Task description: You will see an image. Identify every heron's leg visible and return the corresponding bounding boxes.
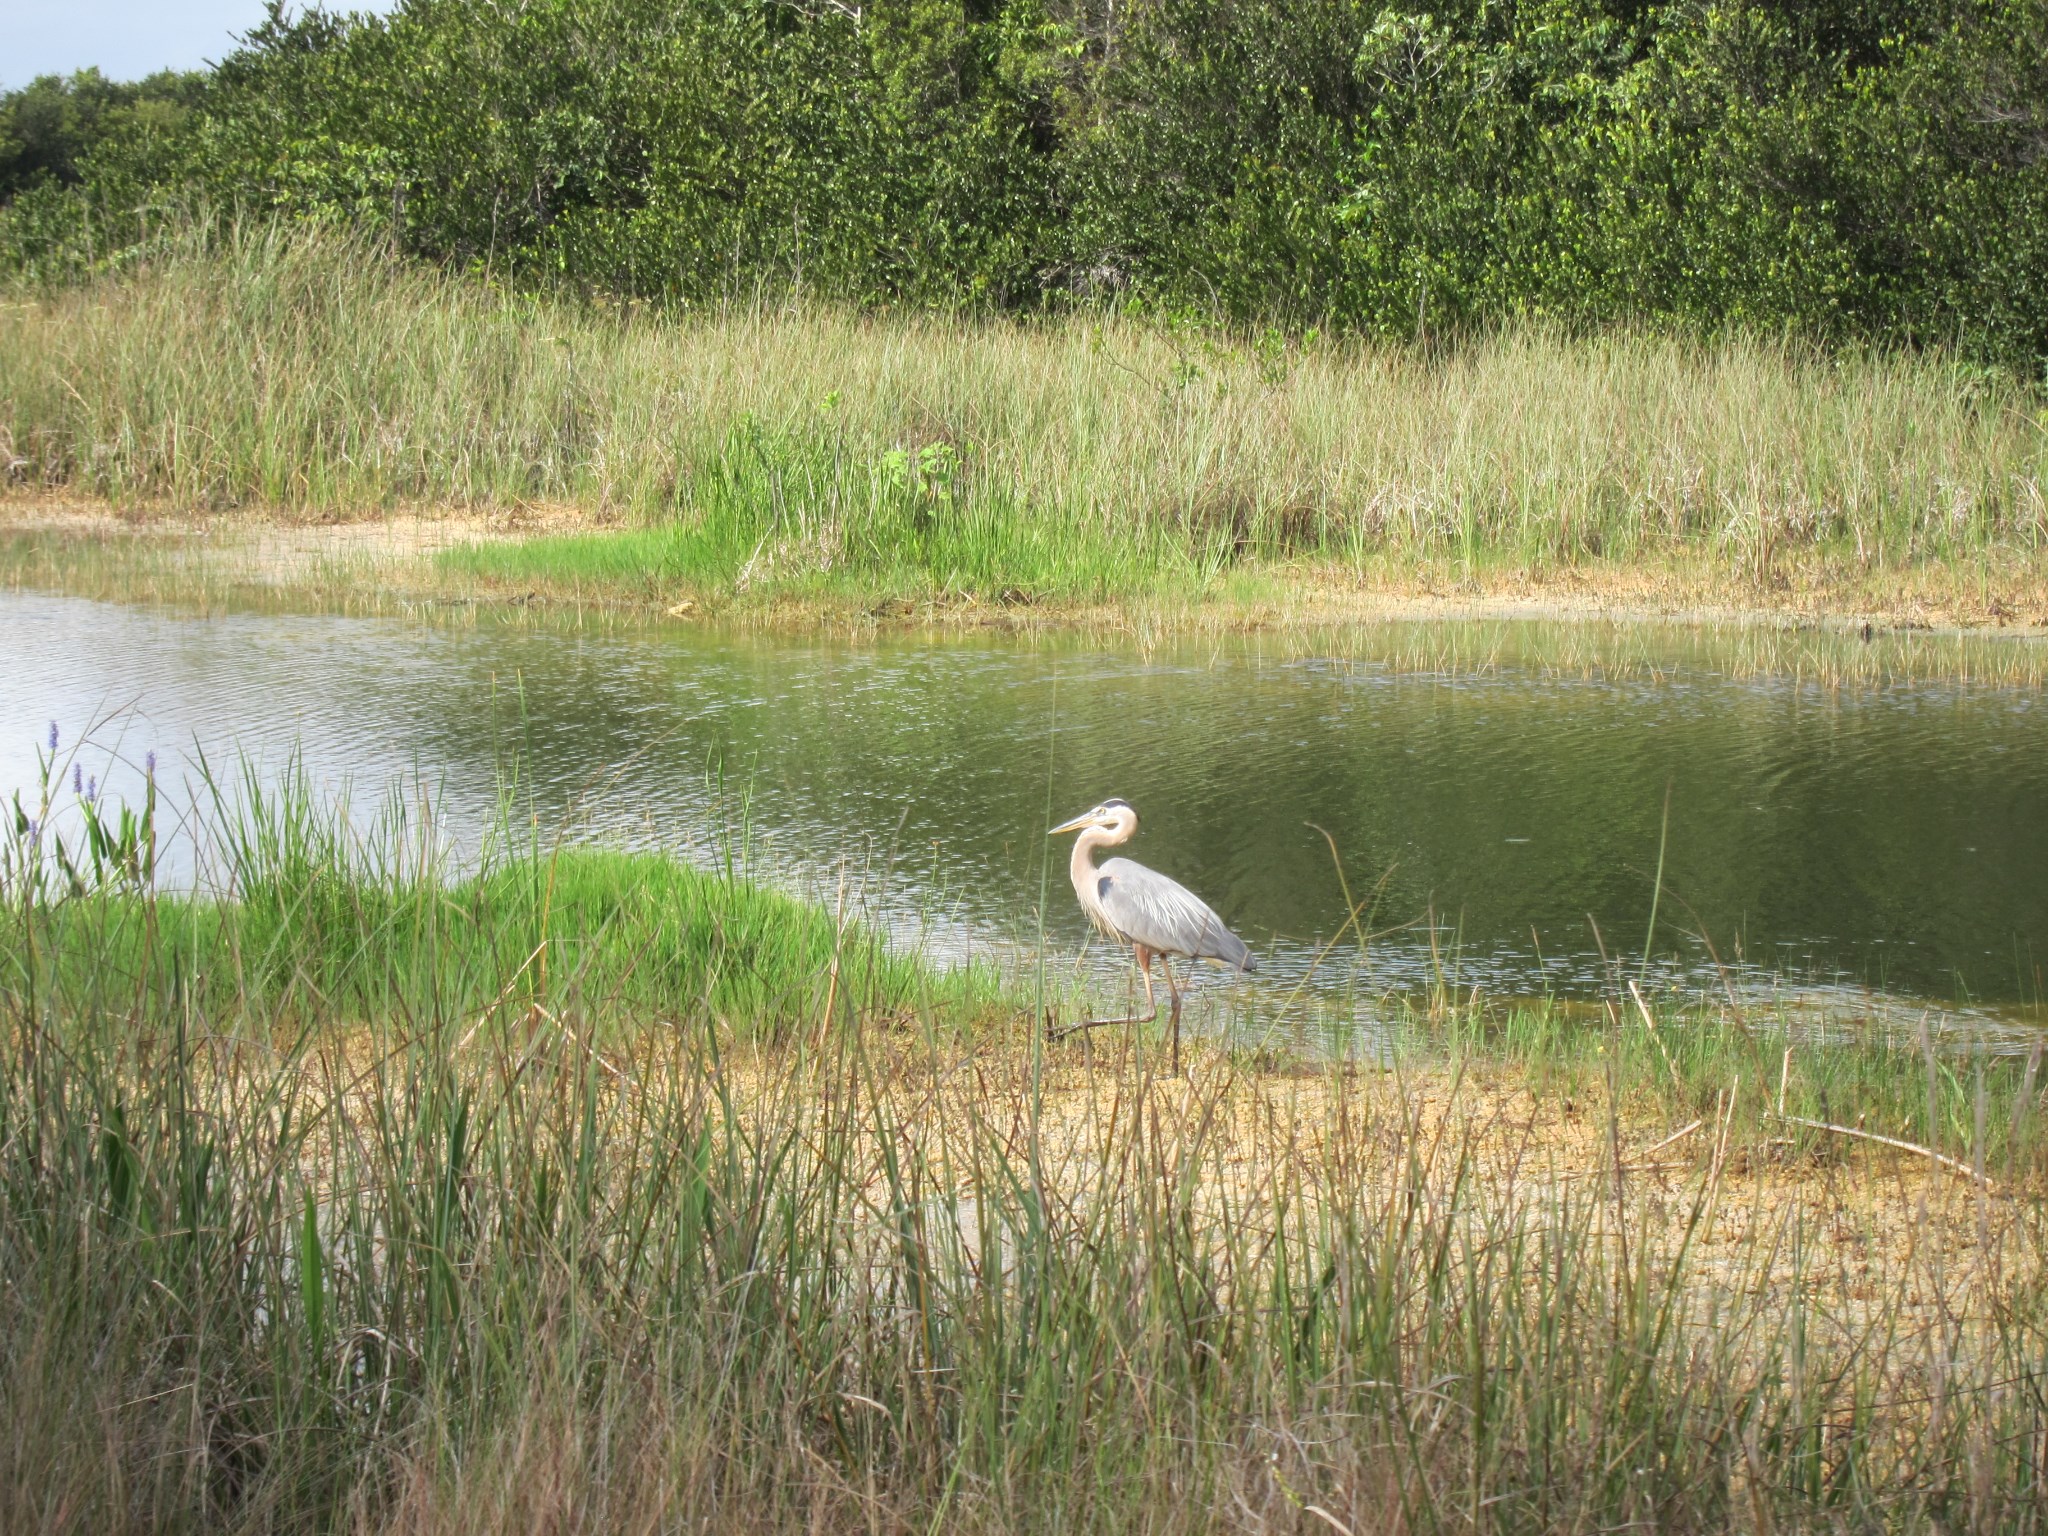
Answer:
[1161,956,1185,1074]
[1045,942,1161,1043]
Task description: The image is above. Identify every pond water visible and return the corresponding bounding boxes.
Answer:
[2,587,2044,1036]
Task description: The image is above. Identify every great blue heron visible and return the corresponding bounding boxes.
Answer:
[1048,798,1255,1070]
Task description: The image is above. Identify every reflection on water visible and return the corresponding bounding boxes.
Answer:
[1,589,2044,1035]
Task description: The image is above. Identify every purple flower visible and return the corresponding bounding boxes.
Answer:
[26,818,40,851]
[145,751,157,778]
[84,776,97,805]
[72,764,82,796]
[46,722,57,753]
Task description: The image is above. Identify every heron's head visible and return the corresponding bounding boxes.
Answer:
[1049,799,1138,839]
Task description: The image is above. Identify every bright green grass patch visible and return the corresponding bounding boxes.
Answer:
[2,753,1002,1039]
[13,846,1000,1038]
[433,421,1213,606]
[436,512,1188,607]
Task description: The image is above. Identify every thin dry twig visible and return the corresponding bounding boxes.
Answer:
[1627,978,1685,1098]
[1770,1112,1998,1192]
[1641,1118,1705,1158]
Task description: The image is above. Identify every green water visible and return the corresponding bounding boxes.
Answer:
[4,589,2044,1028]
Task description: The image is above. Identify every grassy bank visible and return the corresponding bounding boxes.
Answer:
[4,226,2046,629]
[8,762,2048,1530]
[5,754,998,1038]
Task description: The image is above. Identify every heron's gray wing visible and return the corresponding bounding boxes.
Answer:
[1096,857,1253,969]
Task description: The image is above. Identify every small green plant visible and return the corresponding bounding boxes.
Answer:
[3,723,156,905]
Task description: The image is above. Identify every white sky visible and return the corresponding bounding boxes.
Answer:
[6,2,399,91]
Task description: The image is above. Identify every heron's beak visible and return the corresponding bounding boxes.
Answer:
[1048,812,1094,835]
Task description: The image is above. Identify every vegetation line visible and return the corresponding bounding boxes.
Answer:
[4,0,2044,371]
[2,227,2044,629]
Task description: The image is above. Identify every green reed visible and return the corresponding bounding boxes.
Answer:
[5,765,2048,1531]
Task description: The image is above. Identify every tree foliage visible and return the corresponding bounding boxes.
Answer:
[0,67,206,199]
[3,0,2045,369]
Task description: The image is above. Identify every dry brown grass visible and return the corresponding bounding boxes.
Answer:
[123,1020,2047,1533]
[3,225,2044,636]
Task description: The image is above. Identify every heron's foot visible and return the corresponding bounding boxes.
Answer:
[1045,1008,1158,1044]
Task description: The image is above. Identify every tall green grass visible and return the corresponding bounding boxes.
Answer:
[6,756,2048,1530]
[3,223,2044,605]
[5,753,997,1038]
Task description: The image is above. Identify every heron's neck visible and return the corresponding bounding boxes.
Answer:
[1069,825,1123,904]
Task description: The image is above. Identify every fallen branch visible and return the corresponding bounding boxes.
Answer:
[1557,1121,1707,1180]
[1769,1112,1997,1192]
[1641,1118,1704,1158]
[1043,1007,1154,1044]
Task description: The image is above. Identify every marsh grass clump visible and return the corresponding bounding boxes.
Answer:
[2,224,2043,610]
[5,752,997,1041]
[5,765,2048,1531]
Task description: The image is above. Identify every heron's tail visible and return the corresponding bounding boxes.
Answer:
[1204,926,1254,972]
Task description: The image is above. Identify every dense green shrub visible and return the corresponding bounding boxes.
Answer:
[0,67,205,199]
[0,66,210,281]
[3,0,2045,370]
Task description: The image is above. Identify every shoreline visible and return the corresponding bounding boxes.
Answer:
[5,495,2048,642]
